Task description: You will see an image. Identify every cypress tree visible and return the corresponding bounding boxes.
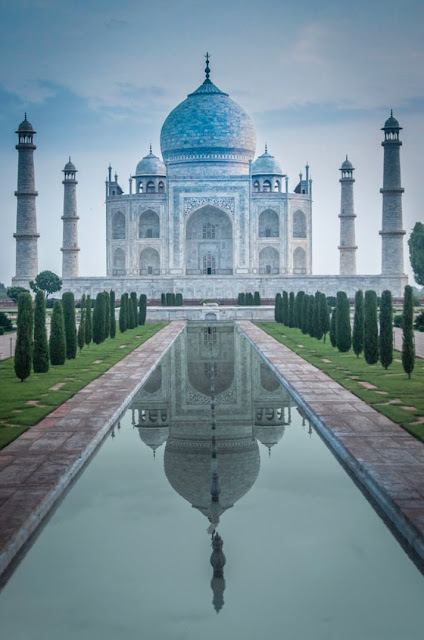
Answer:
[282,291,289,325]
[14,292,33,381]
[352,290,364,358]
[330,307,337,347]
[161,293,166,306]
[62,292,77,359]
[33,290,49,372]
[171,292,176,306]
[109,290,116,338]
[93,292,106,344]
[138,293,147,325]
[288,292,295,327]
[104,291,110,338]
[319,293,330,342]
[402,285,415,378]
[127,292,136,329]
[295,291,305,328]
[301,294,309,334]
[166,292,172,306]
[254,291,260,306]
[49,300,66,365]
[239,292,245,306]
[176,293,183,307]
[379,290,393,370]
[274,293,281,322]
[85,295,92,346]
[77,305,85,353]
[336,291,351,352]
[314,291,323,340]
[364,290,379,364]
[307,295,315,337]
[119,294,127,333]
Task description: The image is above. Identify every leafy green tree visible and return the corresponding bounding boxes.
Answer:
[29,270,62,298]
[336,291,351,352]
[288,292,295,327]
[92,292,106,344]
[330,307,337,347]
[33,290,49,373]
[62,292,77,359]
[379,290,393,370]
[274,293,281,323]
[77,304,85,353]
[408,221,424,285]
[119,294,127,333]
[282,291,289,325]
[352,290,364,358]
[176,293,183,307]
[295,291,305,328]
[109,291,116,338]
[104,291,110,338]
[402,285,415,378]
[14,292,33,381]
[364,290,379,364]
[0,311,13,332]
[138,294,147,325]
[6,286,29,303]
[49,300,66,365]
[301,294,309,334]
[307,295,315,337]
[85,295,92,345]
[314,291,323,339]
[254,291,260,306]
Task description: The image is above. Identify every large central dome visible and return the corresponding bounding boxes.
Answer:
[160,72,256,178]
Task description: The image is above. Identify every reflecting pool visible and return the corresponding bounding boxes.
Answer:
[0,323,423,639]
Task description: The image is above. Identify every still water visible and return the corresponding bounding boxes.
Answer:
[0,323,423,639]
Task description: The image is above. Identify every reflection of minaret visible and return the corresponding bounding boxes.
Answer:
[210,532,226,613]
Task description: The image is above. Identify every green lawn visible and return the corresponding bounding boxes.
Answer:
[0,323,166,449]
[257,322,424,442]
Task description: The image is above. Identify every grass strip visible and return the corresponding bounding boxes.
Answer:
[257,322,424,442]
[0,323,166,449]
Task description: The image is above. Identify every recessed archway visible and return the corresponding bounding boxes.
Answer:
[185,205,233,275]
[140,247,160,275]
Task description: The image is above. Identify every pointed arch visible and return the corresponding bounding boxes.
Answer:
[293,210,306,238]
[139,209,160,238]
[113,247,126,275]
[293,246,306,273]
[259,209,279,237]
[140,247,160,275]
[259,246,279,274]
[185,205,233,275]
[112,211,126,239]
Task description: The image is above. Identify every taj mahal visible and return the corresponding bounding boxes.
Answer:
[12,55,407,299]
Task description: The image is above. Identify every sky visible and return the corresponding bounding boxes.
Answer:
[0,0,423,285]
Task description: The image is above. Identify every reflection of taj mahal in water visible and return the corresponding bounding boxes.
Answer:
[129,324,304,612]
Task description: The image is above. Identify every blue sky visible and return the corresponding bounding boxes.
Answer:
[1,0,423,283]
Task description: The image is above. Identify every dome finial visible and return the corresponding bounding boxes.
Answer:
[205,51,211,81]
[391,108,393,117]
[149,143,152,154]
[265,143,268,154]
[24,112,27,121]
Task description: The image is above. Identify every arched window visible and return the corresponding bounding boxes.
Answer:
[146,181,155,193]
[293,246,307,273]
[113,248,126,275]
[259,246,279,275]
[203,251,217,275]
[140,247,160,275]
[139,210,160,238]
[158,181,165,193]
[259,209,279,237]
[253,180,260,193]
[274,180,280,192]
[138,181,143,194]
[263,180,271,193]
[202,222,216,239]
[293,210,306,238]
[112,211,126,239]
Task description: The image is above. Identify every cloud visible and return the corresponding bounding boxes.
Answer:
[104,17,128,30]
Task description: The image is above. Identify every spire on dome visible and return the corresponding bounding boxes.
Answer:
[149,143,152,154]
[205,51,211,81]
[265,143,268,154]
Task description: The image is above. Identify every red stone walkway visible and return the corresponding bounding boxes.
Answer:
[0,321,185,579]
[237,321,424,564]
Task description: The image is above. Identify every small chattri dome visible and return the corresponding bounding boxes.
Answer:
[135,148,166,176]
[383,110,401,130]
[63,157,76,172]
[252,147,283,175]
[341,155,353,170]
[17,114,35,133]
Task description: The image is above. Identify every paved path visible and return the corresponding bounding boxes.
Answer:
[394,326,424,358]
[237,321,424,565]
[0,321,185,580]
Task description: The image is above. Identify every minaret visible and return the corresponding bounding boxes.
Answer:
[13,114,39,285]
[338,156,357,275]
[61,158,80,278]
[380,111,405,274]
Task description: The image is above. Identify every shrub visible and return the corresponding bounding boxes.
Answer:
[326,296,337,308]
[314,291,323,340]
[14,292,33,381]
[254,291,260,306]
[0,327,4,335]
[6,286,29,303]
[301,294,309,334]
[295,291,305,329]
[414,309,424,330]
[109,291,116,338]
[319,292,330,342]
[393,313,403,328]
[352,290,364,358]
[307,295,315,337]
[49,300,66,365]
[288,292,295,327]
[104,291,110,337]
[239,292,245,306]
[176,293,183,307]
[330,307,337,347]
[92,292,106,344]
[336,291,351,352]
[166,292,173,306]
[364,290,379,364]
[282,291,289,325]
[62,292,77,359]
[85,295,92,345]
[77,306,85,353]
[0,311,13,332]
[138,294,147,325]
[119,294,127,333]
[33,290,49,372]
[402,285,415,378]
[274,293,281,323]
[161,293,166,306]
[379,290,393,370]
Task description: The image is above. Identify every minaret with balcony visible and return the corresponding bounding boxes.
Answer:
[338,156,357,275]
[61,158,80,278]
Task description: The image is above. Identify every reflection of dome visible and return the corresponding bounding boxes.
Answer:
[260,363,280,392]
[143,365,162,394]
[160,70,256,177]
[135,149,166,176]
[254,424,285,454]
[164,438,260,520]
[138,426,169,455]
[252,148,283,176]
